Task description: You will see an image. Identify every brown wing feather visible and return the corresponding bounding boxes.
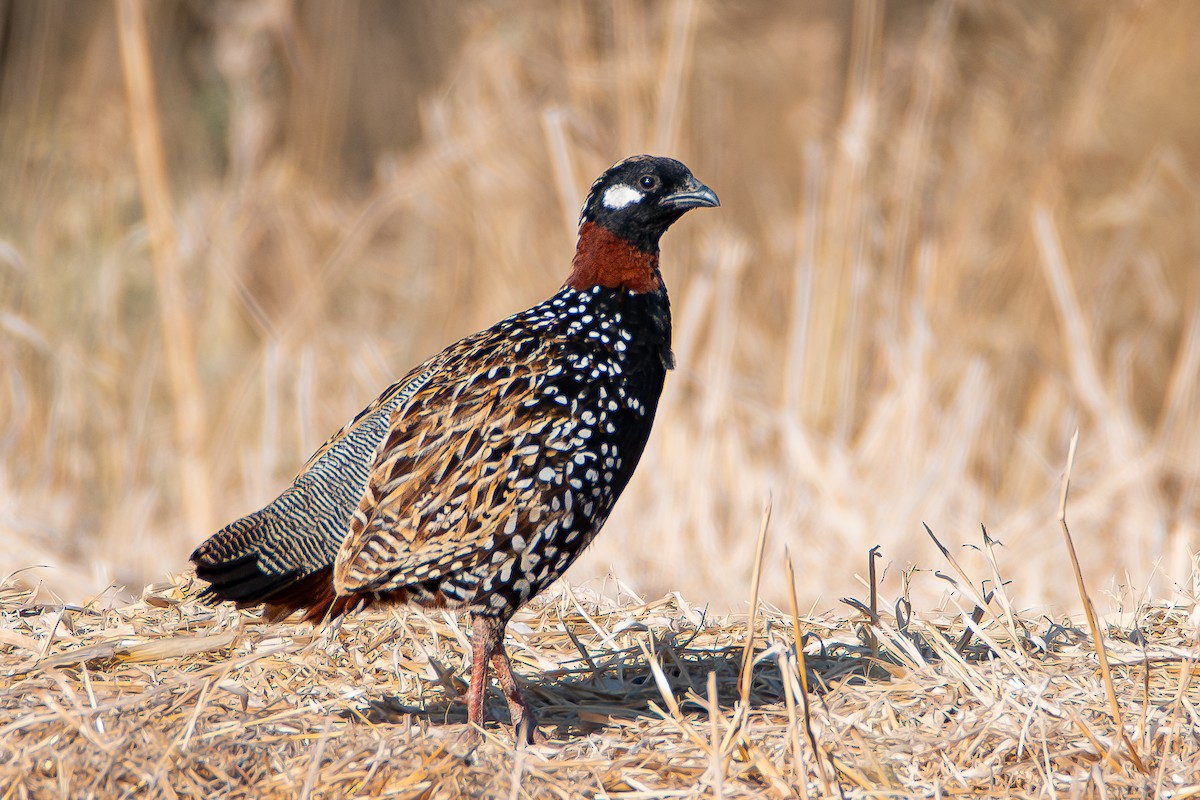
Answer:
[189,351,449,610]
[332,330,564,597]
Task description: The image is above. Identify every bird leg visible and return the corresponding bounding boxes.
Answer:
[465,618,493,735]
[467,615,544,744]
[491,645,545,745]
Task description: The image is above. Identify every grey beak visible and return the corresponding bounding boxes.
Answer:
[661,180,720,210]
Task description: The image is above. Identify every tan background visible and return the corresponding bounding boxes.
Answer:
[1,0,1198,614]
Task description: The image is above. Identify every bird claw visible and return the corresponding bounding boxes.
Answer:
[512,707,548,746]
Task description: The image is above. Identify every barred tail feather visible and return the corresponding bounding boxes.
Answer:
[191,510,407,624]
[191,508,336,617]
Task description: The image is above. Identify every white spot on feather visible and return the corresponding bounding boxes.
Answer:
[602,184,644,210]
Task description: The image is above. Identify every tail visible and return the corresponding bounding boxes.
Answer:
[191,505,363,623]
[191,512,294,603]
[190,363,435,623]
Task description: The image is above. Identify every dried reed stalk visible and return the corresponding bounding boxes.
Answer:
[3,0,1199,658]
[1056,430,1146,774]
[115,0,211,534]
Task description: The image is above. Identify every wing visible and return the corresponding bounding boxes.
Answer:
[332,325,570,601]
[190,352,446,606]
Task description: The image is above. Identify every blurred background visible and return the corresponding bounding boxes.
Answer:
[1,0,1198,615]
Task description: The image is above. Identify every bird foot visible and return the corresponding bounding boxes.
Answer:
[467,615,549,745]
[460,711,546,746]
[509,702,547,745]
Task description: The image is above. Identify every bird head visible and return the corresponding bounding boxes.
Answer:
[578,155,719,254]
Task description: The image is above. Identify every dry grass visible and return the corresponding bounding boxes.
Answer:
[1,0,1200,725]
[5,2,1200,794]
[2,540,1198,798]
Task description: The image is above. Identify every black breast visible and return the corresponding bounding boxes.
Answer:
[467,284,672,616]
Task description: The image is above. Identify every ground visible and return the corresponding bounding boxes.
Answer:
[2,571,1197,799]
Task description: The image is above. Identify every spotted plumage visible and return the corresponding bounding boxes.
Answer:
[191,155,718,742]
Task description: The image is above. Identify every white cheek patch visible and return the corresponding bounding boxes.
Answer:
[602,184,645,210]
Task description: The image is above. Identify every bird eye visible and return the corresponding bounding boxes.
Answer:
[638,174,660,191]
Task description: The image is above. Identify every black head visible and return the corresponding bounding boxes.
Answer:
[578,155,719,252]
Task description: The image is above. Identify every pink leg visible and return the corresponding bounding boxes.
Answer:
[465,618,493,734]
[468,616,544,744]
[491,646,545,744]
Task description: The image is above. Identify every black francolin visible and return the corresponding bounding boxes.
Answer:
[191,155,718,742]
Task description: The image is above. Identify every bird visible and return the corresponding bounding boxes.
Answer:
[190,155,718,742]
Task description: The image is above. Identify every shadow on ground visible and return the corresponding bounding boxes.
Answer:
[357,627,891,740]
